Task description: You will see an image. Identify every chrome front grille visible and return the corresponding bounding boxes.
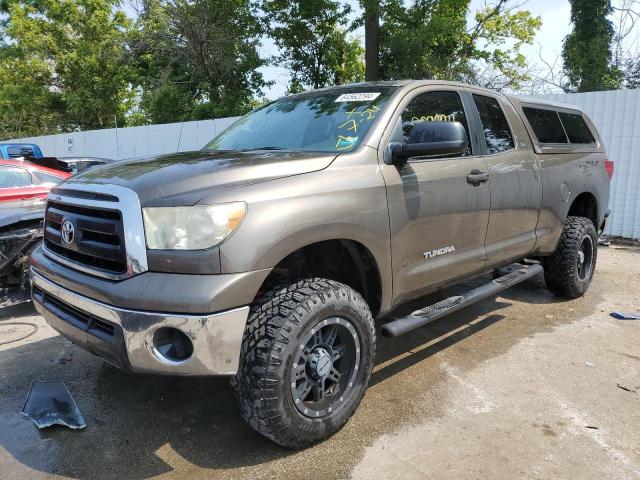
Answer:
[44,201,127,275]
[43,183,148,280]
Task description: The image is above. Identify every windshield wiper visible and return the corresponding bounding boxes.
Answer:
[249,146,286,151]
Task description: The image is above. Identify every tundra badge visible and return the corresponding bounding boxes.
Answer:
[424,246,456,260]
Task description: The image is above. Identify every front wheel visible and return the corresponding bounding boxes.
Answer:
[232,278,376,448]
[543,216,598,298]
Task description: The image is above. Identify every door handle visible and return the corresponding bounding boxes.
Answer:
[467,169,489,186]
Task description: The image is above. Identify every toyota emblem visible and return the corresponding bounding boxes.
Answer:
[61,219,75,245]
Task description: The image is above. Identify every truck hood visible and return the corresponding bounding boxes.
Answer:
[71,150,337,206]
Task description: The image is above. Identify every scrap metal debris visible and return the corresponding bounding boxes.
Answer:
[0,199,45,292]
[21,381,86,430]
[610,311,640,320]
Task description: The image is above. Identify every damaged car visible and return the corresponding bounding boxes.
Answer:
[0,199,45,290]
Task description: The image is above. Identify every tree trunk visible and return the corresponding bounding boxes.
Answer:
[364,4,380,81]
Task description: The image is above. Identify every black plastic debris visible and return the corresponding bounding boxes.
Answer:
[616,383,637,394]
[21,381,86,430]
[610,311,640,320]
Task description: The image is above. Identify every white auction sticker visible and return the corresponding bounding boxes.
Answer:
[335,92,381,102]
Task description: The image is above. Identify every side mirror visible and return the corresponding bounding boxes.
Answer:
[389,121,468,164]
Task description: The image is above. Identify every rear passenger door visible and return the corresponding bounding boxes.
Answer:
[469,93,542,268]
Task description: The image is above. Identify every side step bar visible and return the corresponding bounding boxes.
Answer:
[381,263,544,338]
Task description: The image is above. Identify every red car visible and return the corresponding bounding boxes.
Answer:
[0,158,71,204]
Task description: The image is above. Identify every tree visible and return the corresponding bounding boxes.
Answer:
[129,0,269,123]
[361,0,380,81]
[623,56,640,88]
[0,56,63,139]
[563,0,622,92]
[263,0,364,92]
[611,0,640,89]
[1,0,135,135]
[376,0,541,91]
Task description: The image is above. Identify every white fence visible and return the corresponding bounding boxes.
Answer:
[5,89,640,238]
[534,89,640,239]
[8,117,240,160]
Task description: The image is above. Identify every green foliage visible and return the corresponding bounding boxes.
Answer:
[263,0,365,91]
[0,0,135,138]
[0,0,552,139]
[563,0,622,92]
[623,57,640,89]
[0,56,63,138]
[377,0,541,90]
[129,0,269,124]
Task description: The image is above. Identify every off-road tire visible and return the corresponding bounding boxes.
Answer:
[543,216,598,298]
[232,278,376,448]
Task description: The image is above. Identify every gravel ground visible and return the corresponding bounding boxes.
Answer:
[0,246,639,480]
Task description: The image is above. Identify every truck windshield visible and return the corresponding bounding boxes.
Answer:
[204,86,398,154]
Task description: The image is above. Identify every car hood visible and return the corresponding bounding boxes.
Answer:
[70,150,337,206]
[0,199,45,229]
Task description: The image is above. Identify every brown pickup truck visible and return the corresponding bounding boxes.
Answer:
[30,80,612,448]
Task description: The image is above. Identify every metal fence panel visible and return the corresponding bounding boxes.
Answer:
[6,117,240,161]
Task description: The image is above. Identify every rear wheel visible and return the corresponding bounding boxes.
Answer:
[232,278,375,448]
[543,216,598,298]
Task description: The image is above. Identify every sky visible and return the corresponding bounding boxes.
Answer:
[259,0,575,99]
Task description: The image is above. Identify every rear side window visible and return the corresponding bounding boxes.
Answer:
[522,107,568,144]
[473,95,515,154]
[0,167,32,187]
[7,146,35,158]
[558,112,595,144]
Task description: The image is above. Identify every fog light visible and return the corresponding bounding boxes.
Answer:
[152,327,194,364]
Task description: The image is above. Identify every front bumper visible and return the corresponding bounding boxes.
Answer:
[31,269,250,376]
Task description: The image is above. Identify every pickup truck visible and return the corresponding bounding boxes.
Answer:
[0,143,43,160]
[30,80,612,448]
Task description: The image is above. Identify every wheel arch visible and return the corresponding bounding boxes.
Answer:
[567,191,598,228]
[253,238,384,317]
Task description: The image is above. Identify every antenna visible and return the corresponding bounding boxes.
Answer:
[176,120,185,152]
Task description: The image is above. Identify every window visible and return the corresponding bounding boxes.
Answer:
[522,107,568,144]
[558,112,595,144]
[205,86,398,154]
[473,95,514,154]
[7,146,35,158]
[33,171,64,184]
[397,91,471,157]
[0,167,32,188]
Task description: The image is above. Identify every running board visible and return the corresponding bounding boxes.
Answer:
[381,263,544,338]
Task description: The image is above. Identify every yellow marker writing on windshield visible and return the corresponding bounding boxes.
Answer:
[336,135,358,151]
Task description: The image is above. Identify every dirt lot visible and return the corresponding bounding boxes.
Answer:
[1,246,639,480]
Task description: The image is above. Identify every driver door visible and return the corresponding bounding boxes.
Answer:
[380,87,491,305]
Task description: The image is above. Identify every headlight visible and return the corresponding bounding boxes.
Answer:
[142,202,247,250]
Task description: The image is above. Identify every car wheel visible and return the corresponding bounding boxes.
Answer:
[543,216,598,298]
[232,277,375,448]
